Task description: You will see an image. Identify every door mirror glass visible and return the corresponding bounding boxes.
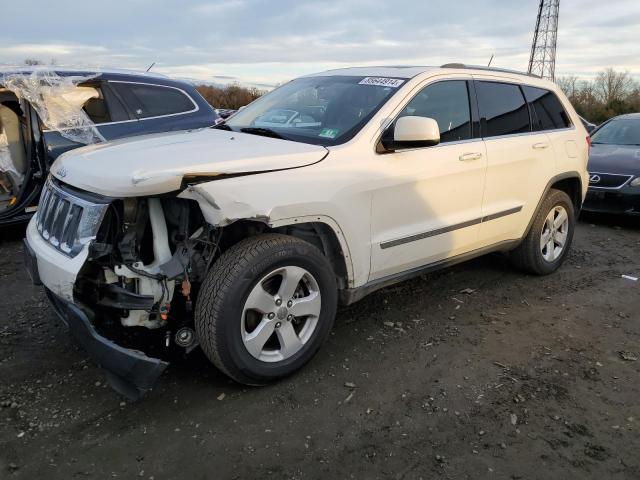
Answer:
[391,116,440,149]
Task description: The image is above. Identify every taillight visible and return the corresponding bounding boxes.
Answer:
[586,135,591,153]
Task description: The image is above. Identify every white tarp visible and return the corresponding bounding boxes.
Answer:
[0,69,105,145]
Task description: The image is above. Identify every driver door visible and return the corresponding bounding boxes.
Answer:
[369,79,488,281]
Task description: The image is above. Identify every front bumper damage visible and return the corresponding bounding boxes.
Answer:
[25,217,169,399]
[45,289,168,400]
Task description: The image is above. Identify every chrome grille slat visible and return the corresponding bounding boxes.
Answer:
[51,200,71,246]
[43,194,60,239]
[36,178,110,257]
[61,204,83,252]
[37,187,51,225]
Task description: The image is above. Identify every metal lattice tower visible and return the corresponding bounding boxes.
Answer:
[528,0,560,81]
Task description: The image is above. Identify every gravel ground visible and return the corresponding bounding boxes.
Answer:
[1,214,639,480]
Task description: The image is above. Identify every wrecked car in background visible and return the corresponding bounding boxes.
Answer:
[0,68,218,226]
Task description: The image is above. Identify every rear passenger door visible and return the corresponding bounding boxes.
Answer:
[474,79,556,245]
[522,85,577,177]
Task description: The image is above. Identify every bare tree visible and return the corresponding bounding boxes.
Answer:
[24,58,44,66]
[594,68,634,105]
[555,68,639,123]
[196,83,264,110]
[556,75,580,99]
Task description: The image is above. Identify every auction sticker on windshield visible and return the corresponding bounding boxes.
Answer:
[359,77,405,88]
[319,128,339,139]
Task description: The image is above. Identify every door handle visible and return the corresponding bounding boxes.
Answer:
[532,142,550,150]
[459,152,483,162]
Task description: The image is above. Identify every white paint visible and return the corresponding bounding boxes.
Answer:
[393,116,440,143]
[50,127,328,197]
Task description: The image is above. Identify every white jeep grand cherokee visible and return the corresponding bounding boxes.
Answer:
[24,65,589,398]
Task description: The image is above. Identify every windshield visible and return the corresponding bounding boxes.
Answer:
[223,75,406,146]
[591,118,640,146]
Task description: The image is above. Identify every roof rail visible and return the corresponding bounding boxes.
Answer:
[440,63,542,79]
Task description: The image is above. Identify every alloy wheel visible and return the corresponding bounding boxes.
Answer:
[241,266,321,362]
[540,205,569,262]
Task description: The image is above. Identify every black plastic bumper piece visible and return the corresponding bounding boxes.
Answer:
[583,189,640,216]
[97,284,155,310]
[23,239,42,285]
[45,289,168,400]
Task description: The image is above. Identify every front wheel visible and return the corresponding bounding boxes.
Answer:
[195,234,337,385]
[510,189,575,275]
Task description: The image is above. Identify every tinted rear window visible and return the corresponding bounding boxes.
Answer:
[112,83,195,118]
[522,86,571,131]
[476,81,530,137]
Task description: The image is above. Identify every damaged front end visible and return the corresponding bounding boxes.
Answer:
[35,178,223,399]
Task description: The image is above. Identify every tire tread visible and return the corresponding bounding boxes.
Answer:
[510,188,574,275]
[195,234,332,384]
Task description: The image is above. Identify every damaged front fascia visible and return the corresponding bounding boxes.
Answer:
[178,183,270,227]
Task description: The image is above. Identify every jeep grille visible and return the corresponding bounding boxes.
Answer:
[36,178,109,257]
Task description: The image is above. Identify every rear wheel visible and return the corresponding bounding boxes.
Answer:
[195,234,337,385]
[510,189,575,275]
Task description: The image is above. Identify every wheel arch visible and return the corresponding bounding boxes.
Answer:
[268,216,354,290]
[522,171,584,240]
[211,215,354,290]
[550,174,583,212]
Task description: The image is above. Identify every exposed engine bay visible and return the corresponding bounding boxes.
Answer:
[74,196,227,353]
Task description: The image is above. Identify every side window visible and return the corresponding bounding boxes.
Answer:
[476,82,531,137]
[110,83,195,119]
[399,81,472,143]
[522,86,572,131]
[51,84,125,125]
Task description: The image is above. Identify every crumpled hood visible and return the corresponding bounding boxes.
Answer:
[588,144,640,175]
[50,127,328,196]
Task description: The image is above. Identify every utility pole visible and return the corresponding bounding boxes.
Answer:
[528,0,560,81]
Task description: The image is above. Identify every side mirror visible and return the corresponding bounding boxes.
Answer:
[381,116,440,152]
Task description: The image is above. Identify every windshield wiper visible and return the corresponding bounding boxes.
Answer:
[240,127,285,140]
[213,123,232,131]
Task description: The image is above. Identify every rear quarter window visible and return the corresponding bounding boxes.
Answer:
[522,86,572,131]
[476,81,531,138]
[111,83,196,119]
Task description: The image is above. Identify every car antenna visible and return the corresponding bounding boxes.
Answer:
[146,62,156,72]
[487,54,494,67]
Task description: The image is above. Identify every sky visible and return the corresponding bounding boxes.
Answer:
[0,0,638,88]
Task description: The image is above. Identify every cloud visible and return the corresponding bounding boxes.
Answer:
[189,0,246,15]
[0,0,637,86]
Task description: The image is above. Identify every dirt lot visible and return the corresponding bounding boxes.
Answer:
[1,214,639,480]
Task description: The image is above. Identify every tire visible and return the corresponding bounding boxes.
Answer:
[195,233,338,385]
[510,189,575,275]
